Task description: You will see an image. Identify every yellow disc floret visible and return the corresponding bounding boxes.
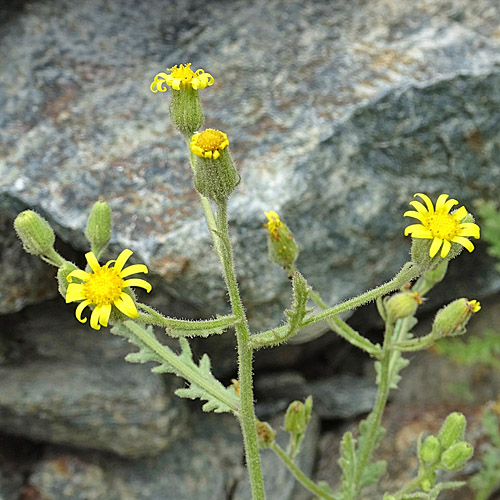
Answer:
[264,211,284,240]
[150,63,214,93]
[65,249,152,330]
[404,193,480,258]
[190,129,229,159]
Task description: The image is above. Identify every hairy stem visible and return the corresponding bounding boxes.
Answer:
[308,289,382,356]
[253,263,420,342]
[353,321,394,497]
[212,199,266,500]
[270,442,337,500]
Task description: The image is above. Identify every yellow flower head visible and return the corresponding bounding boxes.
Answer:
[150,63,214,92]
[264,211,284,240]
[404,193,480,258]
[65,249,151,330]
[190,129,229,159]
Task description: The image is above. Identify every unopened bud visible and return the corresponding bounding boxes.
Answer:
[190,129,240,203]
[284,396,312,435]
[438,412,466,450]
[432,298,481,337]
[85,201,111,255]
[420,472,436,491]
[14,210,56,257]
[264,211,299,271]
[385,291,421,320]
[440,442,473,471]
[256,421,276,449]
[419,435,441,466]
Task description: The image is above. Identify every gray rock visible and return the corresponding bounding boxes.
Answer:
[28,413,242,500]
[0,359,186,457]
[233,413,320,500]
[1,0,500,325]
[308,374,378,420]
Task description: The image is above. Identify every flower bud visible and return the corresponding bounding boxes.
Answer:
[85,201,111,255]
[440,442,473,471]
[385,291,421,320]
[14,210,56,257]
[432,298,481,337]
[190,129,240,203]
[419,435,441,466]
[438,412,466,450]
[57,261,78,298]
[256,421,276,449]
[264,211,299,271]
[284,396,312,435]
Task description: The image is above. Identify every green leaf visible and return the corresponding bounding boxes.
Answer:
[250,272,310,348]
[338,431,357,500]
[360,459,386,488]
[427,481,466,500]
[111,322,239,414]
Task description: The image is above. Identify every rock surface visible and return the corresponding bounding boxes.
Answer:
[0,300,187,457]
[1,0,500,324]
[28,413,242,500]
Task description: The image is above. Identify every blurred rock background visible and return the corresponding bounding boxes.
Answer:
[1,0,500,498]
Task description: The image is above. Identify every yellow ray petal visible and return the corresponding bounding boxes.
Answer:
[123,278,152,293]
[403,210,427,223]
[120,264,149,278]
[435,194,450,212]
[67,269,90,283]
[459,223,480,238]
[409,200,429,214]
[114,293,139,318]
[440,239,451,257]
[414,193,434,213]
[65,283,86,303]
[75,300,91,323]
[429,238,443,258]
[114,249,133,273]
[443,198,459,213]
[452,206,467,221]
[452,236,475,252]
[90,306,102,330]
[404,224,432,237]
[85,252,101,272]
[99,304,111,327]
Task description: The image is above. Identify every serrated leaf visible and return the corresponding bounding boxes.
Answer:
[111,322,239,414]
[376,354,410,390]
[250,272,309,348]
[338,431,357,500]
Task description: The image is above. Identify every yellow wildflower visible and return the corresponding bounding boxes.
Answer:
[404,193,480,258]
[467,299,481,313]
[65,249,151,330]
[190,129,229,159]
[150,63,214,92]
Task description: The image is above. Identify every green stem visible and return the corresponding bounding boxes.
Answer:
[213,199,266,500]
[41,248,65,267]
[308,289,382,357]
[136,303,238,333]
[353,321,394,497]
[122,321,239,414]
[254,263,420,344]
[392,463,441,499]
[270,442,337,500]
